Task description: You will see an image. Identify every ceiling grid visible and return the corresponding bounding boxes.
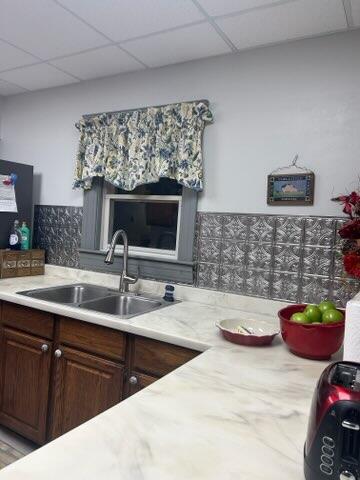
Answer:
[0,0,357,96]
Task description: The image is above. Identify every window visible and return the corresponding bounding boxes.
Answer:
[80,177,198,284]
[101,179,183,259]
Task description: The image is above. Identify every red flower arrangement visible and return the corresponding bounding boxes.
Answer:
[343,253,360,278]
[332,190,360,279]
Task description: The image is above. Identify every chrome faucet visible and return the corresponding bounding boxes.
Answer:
[104,229,138,293]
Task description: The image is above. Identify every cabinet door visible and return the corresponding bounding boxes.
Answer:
[127,371,158,397]
[0,328,52,444]
[50,345,124,440]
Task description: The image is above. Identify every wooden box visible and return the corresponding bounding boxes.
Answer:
[30,250,45,276]
[0,249,45,278]
[0,251,17,279]
[17,251,32,277]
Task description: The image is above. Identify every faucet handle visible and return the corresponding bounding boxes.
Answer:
[124,273,138,285]
[130,264,140,284]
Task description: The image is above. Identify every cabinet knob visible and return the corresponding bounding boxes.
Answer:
[54,349,62,358]
[41,344,49,353]
[129,376,138,385]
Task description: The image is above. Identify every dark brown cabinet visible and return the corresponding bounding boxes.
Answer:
[125,335,199,397]
[127,371,158,396]
[0,301,199,444]
[49,345,124,440]
[0,328,52,444]
[131,335,199,377]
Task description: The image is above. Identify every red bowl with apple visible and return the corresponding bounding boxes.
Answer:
[278,304,345,360]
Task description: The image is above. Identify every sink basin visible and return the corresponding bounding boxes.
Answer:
[79,294,163,319]
[18,284,176,319]
[18,284,115,305]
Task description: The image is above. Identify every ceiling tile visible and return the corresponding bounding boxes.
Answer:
[50,46,145,80]
[0,40,39,72]
[56,0,205,42]
[0,0,109,60]
[216,0,347,50]
[196,0,281,17]
[122,23,231,68]
[0,79,27,96]
[350,0,360,26]
[0,64,78,91]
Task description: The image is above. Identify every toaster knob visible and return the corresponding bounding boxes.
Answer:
[340,471,356,480]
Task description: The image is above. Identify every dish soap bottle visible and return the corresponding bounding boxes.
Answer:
[9,220,22,250]
[20,221,30,250]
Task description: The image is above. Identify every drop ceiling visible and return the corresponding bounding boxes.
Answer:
[0,0,358,96]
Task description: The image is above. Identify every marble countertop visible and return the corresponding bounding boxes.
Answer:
[0,267,339,479]
[0,266,286,352]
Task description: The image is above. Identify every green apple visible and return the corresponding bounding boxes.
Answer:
[318,300,337,314]
[304,304,322,323]
[291,312,312,324]
[322,309,344,324]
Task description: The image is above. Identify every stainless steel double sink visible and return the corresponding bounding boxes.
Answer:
[17,284,174,319]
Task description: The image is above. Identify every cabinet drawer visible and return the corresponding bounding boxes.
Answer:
[127,371,158,397]
[132,336,199,377]
[1,302,54,339]
[58,317,126,362]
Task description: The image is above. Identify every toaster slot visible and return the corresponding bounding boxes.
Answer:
[331,363,358,390]
[341,410,360,464]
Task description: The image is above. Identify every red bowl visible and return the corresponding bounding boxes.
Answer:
[216,319,279,346]
[278,304,345,360]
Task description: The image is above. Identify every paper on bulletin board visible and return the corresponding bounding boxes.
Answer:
[0,175,18,212]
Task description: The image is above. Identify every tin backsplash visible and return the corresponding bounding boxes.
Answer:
[194,213,360,306]
[33,206,359,306]
[33,205,82,268]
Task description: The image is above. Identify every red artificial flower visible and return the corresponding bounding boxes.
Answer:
[343,253,360,279]
[332,191,360,218]
[349,191,360,205]
[339,219,360,239]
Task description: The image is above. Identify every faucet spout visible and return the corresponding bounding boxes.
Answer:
[104,230,138,293]
[104,250,114,264]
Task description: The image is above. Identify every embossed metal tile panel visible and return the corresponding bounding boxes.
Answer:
[195,212,360,306]
[275,216,304,245]
[33,205,83,268]
[35,208,360,307]
[273,244,301,274]
[271,272,299,303]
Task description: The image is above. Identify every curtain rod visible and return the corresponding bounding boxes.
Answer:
[82,98,209,119]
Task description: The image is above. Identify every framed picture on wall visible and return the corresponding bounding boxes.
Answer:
[267,172,315,206]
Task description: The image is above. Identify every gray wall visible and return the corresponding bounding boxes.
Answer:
[0,96,4,140]
[0,30,359,215]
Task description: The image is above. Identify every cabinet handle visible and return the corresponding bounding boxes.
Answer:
[41,344,49,353]
[54,349,62,358]
[129,376,138,385]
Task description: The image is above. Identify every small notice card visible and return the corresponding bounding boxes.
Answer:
[0,175,18,213]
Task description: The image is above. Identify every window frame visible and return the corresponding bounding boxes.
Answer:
[100,193,183,260]
[79,178,198,284]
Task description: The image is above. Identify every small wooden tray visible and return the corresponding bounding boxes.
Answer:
[0,249,45,278]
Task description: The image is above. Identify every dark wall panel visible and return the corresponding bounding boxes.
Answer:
[0,160,33,249]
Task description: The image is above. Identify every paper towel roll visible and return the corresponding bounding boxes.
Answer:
[344,291,360,362]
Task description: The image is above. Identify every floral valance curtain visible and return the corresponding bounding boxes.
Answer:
[73,101,213,192]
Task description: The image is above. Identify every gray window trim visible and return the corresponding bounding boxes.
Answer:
[80,178,197,284]
[80,177,104,250]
